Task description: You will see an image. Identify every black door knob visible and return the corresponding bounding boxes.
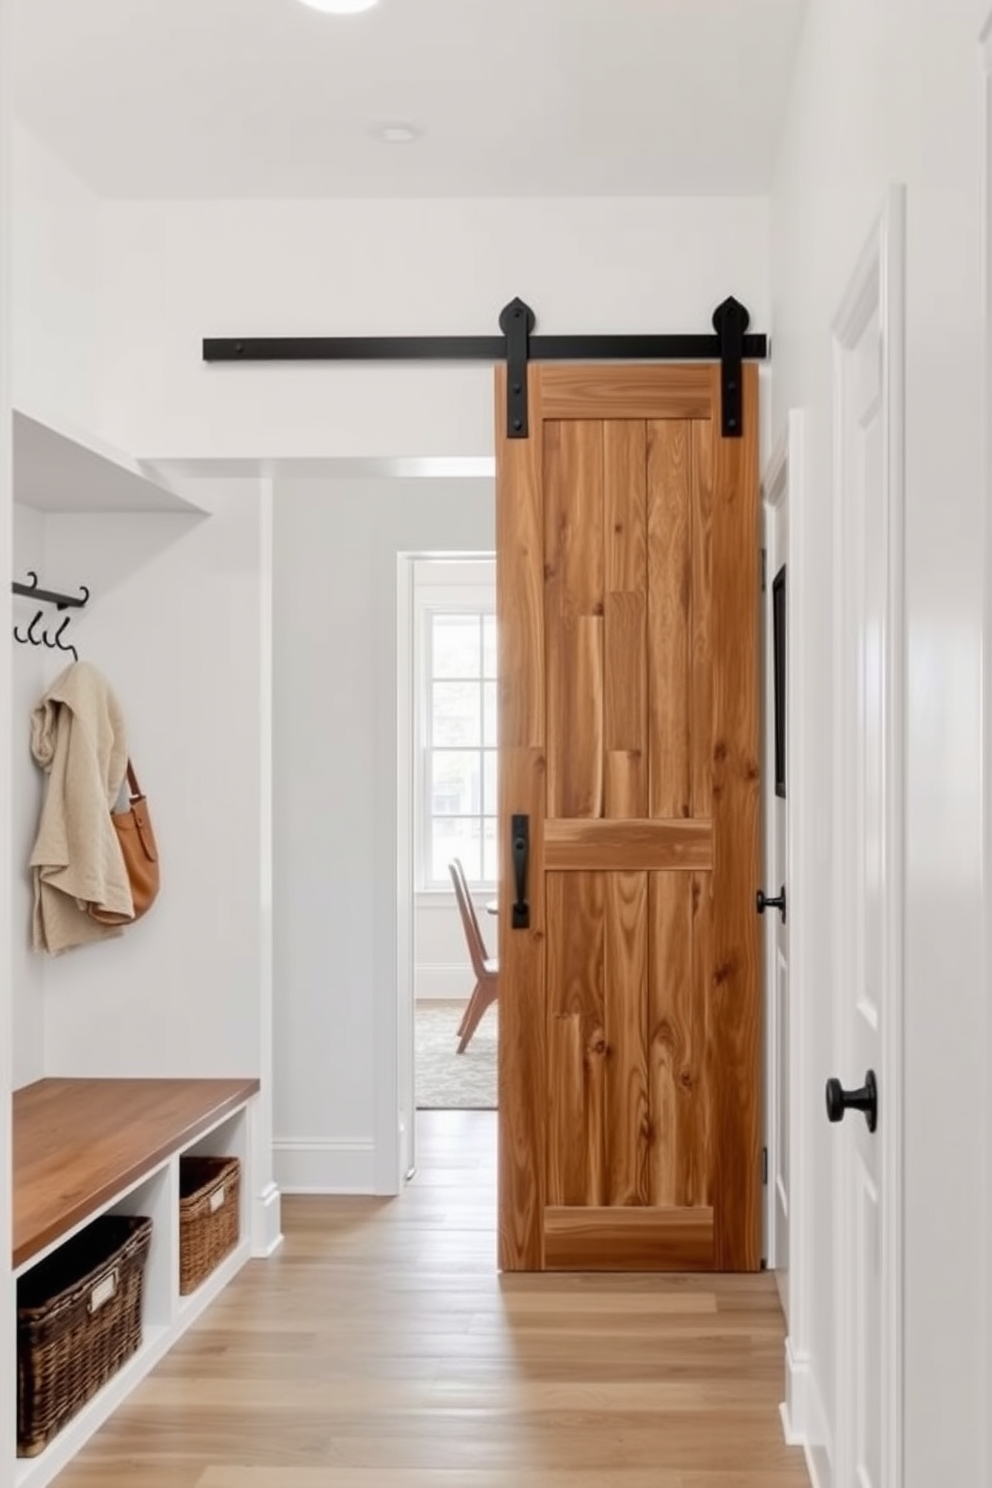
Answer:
[756,886,787,922]
[825,1069,878,1133]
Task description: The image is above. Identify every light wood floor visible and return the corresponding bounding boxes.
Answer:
[54,1112,809,1487]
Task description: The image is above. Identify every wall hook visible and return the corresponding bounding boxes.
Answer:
[49,615,79,663]
[12,571,89,661]
[14,609,45,645]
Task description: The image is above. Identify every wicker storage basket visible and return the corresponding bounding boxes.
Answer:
[179,1155,240,1295]
[17,1213,152,1458]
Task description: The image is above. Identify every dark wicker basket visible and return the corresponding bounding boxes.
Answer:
[17,1213,152,1458]
[179,1155,240,1295]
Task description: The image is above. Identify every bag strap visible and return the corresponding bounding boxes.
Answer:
[126,759,143,799]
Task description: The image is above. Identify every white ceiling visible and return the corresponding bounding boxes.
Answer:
[13,0,809,200]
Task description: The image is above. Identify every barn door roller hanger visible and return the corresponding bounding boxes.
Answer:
[203,294,767,439]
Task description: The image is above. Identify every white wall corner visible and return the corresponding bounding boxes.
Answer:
[274,1138,377,1195]
[781,1337,810,1444]
[981,8,992,67]
[982,17,992,1487]
[251,1181,283,1258]
[0,0,16,1472]
[782,1337,832,1488]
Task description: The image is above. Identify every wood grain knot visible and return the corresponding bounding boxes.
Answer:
[746,759,760,781]
[652,1019,676,1052]
[679,1070,694,1092]
[713,956,739,987]
[713,741,728,764]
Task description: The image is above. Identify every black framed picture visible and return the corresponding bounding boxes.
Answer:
[772,564,786,798]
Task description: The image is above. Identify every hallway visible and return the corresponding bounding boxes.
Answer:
[52,1111,808,1486]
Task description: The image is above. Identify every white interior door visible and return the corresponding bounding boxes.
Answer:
[831,187,905,1488]
[762,441,791,1306]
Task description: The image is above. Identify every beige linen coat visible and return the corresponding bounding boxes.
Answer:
[30,662,133,954]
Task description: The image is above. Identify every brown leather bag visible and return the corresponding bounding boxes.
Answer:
[88,760,160,926]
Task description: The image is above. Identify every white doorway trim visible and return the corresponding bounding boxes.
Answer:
[762,413,812,1444]
[0,0,15,1467]
[831,184,906,1488]
[389,550,497,1193]
[766,413,826,1472]
[394,553,417,1187]
[761,427,788,1282]
[980,22,992,1472]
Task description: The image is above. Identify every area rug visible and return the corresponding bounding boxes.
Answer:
[415,999,498,1110]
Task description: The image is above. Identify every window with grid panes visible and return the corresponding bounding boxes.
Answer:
[422,609,497,889]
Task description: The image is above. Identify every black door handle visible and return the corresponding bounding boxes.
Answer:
[756,886,787,922]
[825,1069,878,1133]
[511,814,529,930]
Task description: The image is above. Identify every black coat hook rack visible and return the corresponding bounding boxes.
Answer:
[12,572,90,610]
[12,571,90,663]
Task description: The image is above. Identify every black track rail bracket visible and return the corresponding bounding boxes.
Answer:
[499,298,535,440]
[712,295,748,438]
[203,296,767,440]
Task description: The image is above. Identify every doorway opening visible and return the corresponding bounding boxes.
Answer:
[398,554,498,1126]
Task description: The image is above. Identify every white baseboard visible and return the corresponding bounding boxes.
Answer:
[273,1137,376,1193]
[415,964,472,1000]
[251,1181,283,1256]
[781,1337,832,1488]
[799,1439,832,1488]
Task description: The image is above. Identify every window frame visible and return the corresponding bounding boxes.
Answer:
[412,560,496,895]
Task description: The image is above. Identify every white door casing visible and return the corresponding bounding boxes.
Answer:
[761,433,788,1291]
[395,553,417,1186]
[981,27,992,1472]
[0,0,14,1469]
[831,185,905,1488]
[767,414,819,1458]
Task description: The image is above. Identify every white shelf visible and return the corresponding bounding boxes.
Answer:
[178,1236,252,1324]
[14,1323,172,1488]
[15,1233,253,1488]
[13,406,206,515]
[12,1092,255,1486]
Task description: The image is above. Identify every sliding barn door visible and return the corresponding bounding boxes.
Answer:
[496,363,761,1272]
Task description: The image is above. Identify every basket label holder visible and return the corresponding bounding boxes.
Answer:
[88,1268,118,1313]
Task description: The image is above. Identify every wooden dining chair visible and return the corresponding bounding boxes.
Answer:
[448,858,499,1054]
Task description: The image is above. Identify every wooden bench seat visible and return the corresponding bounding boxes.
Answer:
[13,1077,260,1269]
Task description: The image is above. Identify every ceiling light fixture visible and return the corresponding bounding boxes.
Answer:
[296,0,379,14]
[374,123,421,144]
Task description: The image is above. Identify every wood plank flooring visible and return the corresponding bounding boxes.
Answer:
[53,1111,809,1487]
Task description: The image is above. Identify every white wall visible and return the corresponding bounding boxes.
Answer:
[10,501,48,1088]
[770,1,988,1483]
[98,196,769,461]
[36,485,266,1084]
[1,0,16,1469]
[273,476,493,1191]
[12,124,102,431]
[415,899,476,1001]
